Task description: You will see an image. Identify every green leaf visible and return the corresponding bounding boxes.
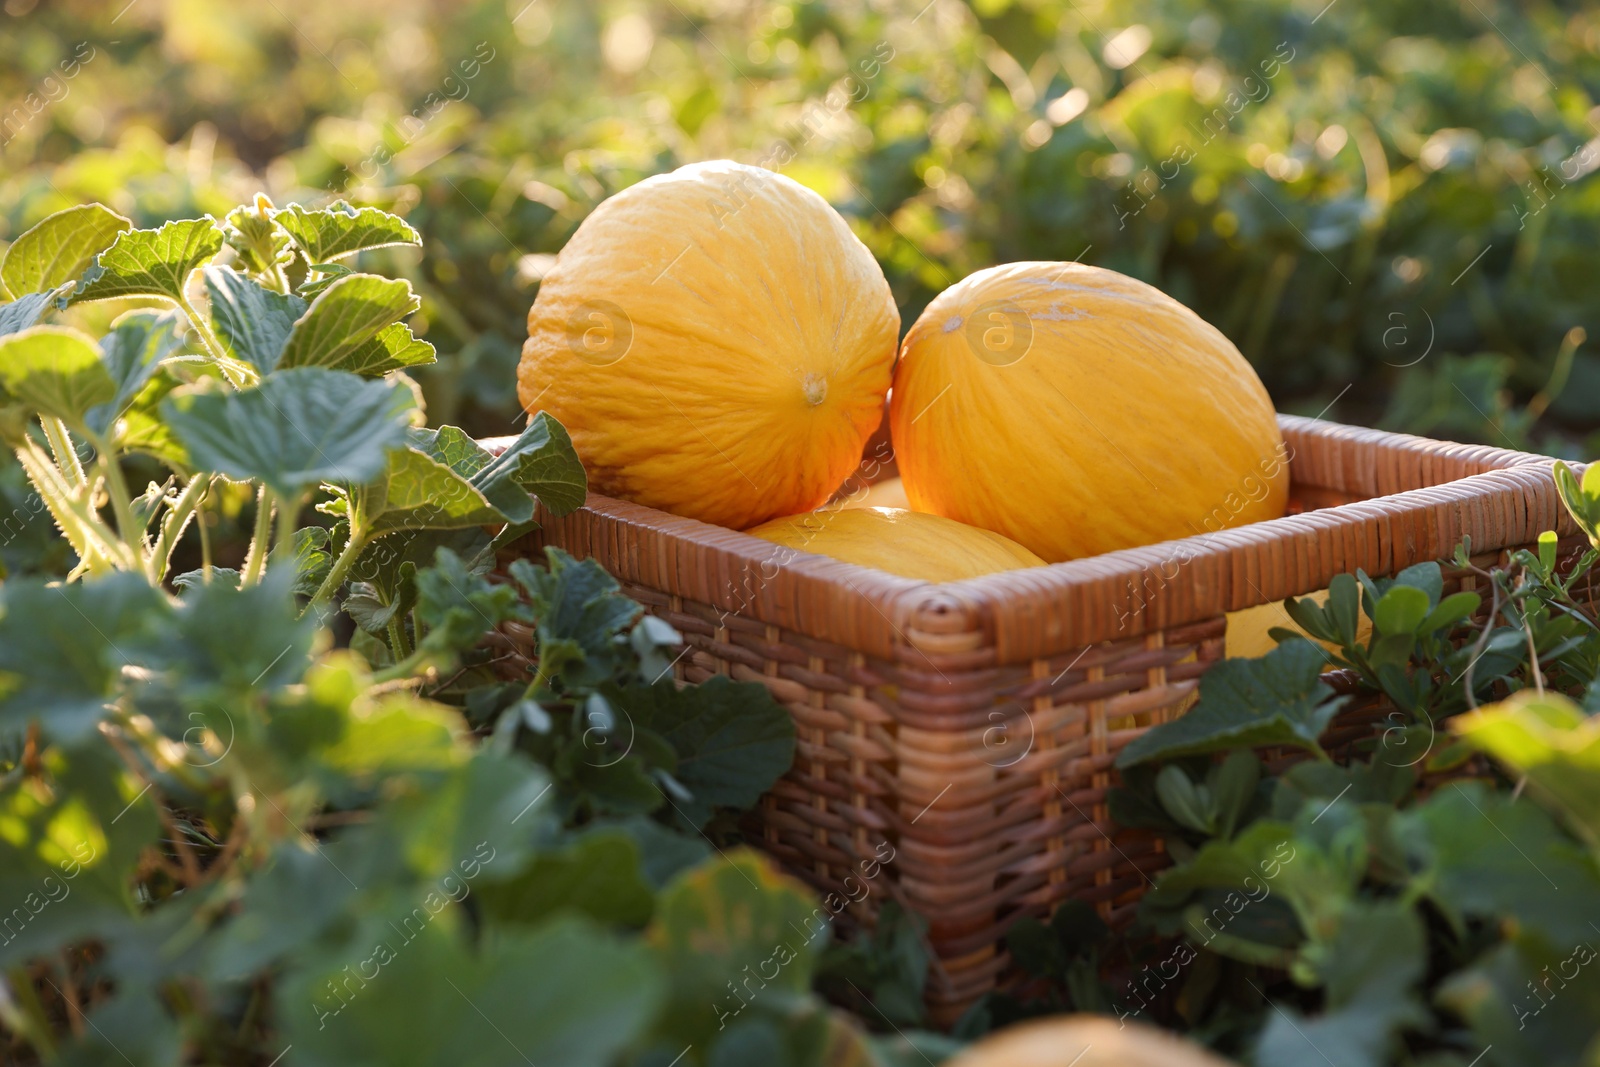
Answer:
[410,547,524,664]
[0,325,116,428]
[203,265,306,373]
[275,201,422,262]
[1255,906,1429,1067]
[0,573,172,742]
[153,568,316,694]
[162,367,415,497]
[607,676,797,830]
[281,917,662,1067]
[1454,692,1600,851]
[85,308,185,436]
[339,321,436,377]
[1400,779,1600,948]
[365,441,502,536]
[579,816,710,890]
[278,273,420,372]
[1,204,131,299]
[507,548,643,690]
[475,831,656,928]
[71,218,225,304]
[1116,640,1346,767]
[646,850,825,1051]
[1373,585,1431,636]
[0,290,59,337]
[1417,589,1481,634]
[475,412,587,519]
[1436,935,1600,1067]
[0,740,161,967]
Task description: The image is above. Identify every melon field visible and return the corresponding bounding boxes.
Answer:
[2,3,1600,1066]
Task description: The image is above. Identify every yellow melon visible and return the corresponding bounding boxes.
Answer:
[889,262,1289,562]
[745,507,1045,582]
[518,160,899,530]
[945,1015,1235,1067]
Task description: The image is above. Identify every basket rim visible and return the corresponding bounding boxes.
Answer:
[484,415,1577,661]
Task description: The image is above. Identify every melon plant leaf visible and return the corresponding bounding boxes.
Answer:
[85,308,185,436]
[149,569,316,694]
[71,218,225,304]
[0,290,59,338]
[475,412,587,518]
[1454,692,1600,848]
[1436,935,1600,1067]
[645,850,824,1052]
[203,265,306,373]
[339,321,436,377]
[280,917,662,1067]
[579,816,711,890]
[0,741,161,968]
[506,548,643,690]
[277,273,420,372]
[274,201,422,262]
[365,445,501,535]
[115,373,189,468]
[0,572,172,742]
[222,199,291,276]
[0,203,131,300]
[474,831,657,928]
[161,367,415,498]
[0,325,117,428]
[605,676,796,830]
[1117,640,1346,767]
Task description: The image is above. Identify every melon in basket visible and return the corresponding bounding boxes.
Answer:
[746,506,1045,582]
[889,262,1289,563]
[518,160,899,530]
[946,1015,1236,1067]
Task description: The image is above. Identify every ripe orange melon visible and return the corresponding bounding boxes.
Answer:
[746,507,1045,582]
[945,1015,1235,1067]
[518,160,899,530]
[889,262,1288,562]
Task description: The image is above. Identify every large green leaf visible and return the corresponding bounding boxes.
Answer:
[1436,934,1600,1067]
[1117,640,1346,767]
[162,367,415,497]
[475,831,656,928]
[506,548,643,690]
[0,290,59,337]
[646,850,825,1052]
[364,444,502,536]
[1399,780,1600,949]
[71,218,225,304]
[85,308,185,436]
[340,321,436,377]
[608,676,797,829]
[282,917,662,1067]
[1455,691,1600,849]
[1254,903,1429,1067]
[277,274,420,371]
[203,265,306,373]
[275,202,422,262]
[0,573,172,742]
[0,203,131,299]
[478,412,586,518]
[0,741,160,968]
[0,325,117,428]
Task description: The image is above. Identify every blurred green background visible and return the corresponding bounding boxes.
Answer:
[2,0,1598,451]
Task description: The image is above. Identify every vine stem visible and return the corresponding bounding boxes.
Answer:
[41,417,85,489]
[307,524,369,612]
[86,431,142,561]
[146,476,210,584]
[14,439,132,571]
[240,486,275,587]
[177,294,228,363]
[274,490,302,573]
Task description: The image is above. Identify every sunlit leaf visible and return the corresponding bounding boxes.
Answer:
[85,307,185,436]
[0,325,116,428]
[278,273,420,371]
[275,201,422,262]
[0,203,131,299]
[71,218,225,304]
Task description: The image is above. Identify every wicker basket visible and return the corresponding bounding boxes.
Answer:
[487,414,1580,1022]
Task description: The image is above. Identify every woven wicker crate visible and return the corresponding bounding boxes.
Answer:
[486,414,1580,1022]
